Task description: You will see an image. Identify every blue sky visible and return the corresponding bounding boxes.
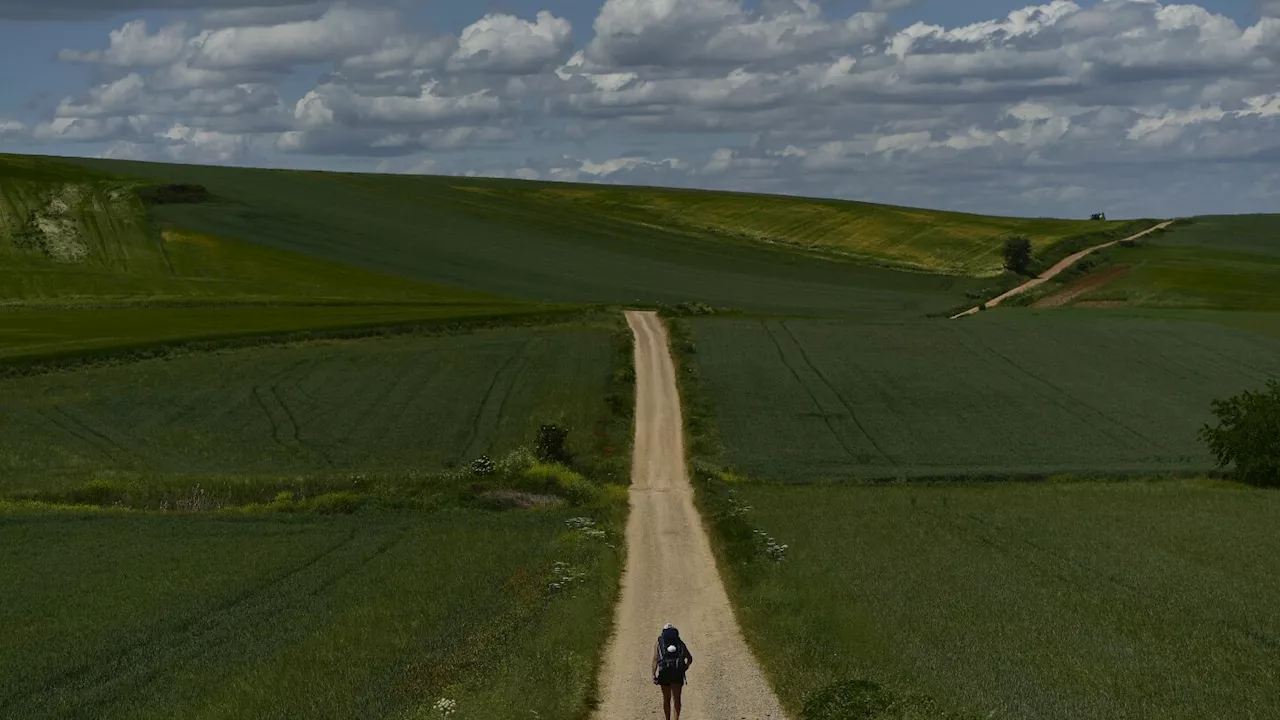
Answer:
[2,0,1279,218]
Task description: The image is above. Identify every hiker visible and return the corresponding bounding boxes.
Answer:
[652,623,694,720]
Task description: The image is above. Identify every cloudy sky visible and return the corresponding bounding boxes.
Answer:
[1,0,1278,218]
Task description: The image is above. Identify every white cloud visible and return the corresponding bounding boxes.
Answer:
[587,0,886,68]
[870,0,916,10]
[450,11,573,74]
[291,81,502,129]
[60,19,187,66]
[33,116,151,142]
[191,6,395,70]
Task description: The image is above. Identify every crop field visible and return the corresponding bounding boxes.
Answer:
[53,155,1017,317]
[720,480,1280,719]
[0,303,564,363]
[0,506,618,720]
[686,313,1280,480]
[1061,215,1280,311]
[0,323,623,494]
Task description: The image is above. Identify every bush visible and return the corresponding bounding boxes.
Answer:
[471,455,496,476]
[305,492,363,514]
[136,184,213,205]
[1003,236,1033,275]
[535,424,571,464]
[1200,380,1280,487]
[522,463,598,505]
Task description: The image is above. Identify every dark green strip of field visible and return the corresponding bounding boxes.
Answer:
[0,324,621,493]
[0,507,616,720]
[688,313,1280,479]
[0,302,557,363]
[726,480,1280,719]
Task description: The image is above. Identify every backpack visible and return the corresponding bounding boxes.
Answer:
[655,630,687,683]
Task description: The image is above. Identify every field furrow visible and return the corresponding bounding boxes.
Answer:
[688,315,1280,479]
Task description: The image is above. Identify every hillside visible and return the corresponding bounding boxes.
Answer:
[1035,215,1280,312]
[0,155,549,362]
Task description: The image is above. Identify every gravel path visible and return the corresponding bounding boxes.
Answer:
[951,221,1172,319]
[593,311,788,720]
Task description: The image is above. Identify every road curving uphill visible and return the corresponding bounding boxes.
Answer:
[951,221,1173,318]
[593,311,788,720]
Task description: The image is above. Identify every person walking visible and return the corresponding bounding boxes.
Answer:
[652,623,694,720]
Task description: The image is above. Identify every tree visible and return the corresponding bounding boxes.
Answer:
[1003,236,1033,275]
[1200,380,1280,487]
[535,423,571,464]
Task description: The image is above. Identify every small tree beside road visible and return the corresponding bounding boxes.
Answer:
[1003,236,1033,275]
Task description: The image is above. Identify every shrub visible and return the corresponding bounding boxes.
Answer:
[535,424,571,464]
[1003,236,1033,275]
[523,463,598,505]
[471,455,496,476]
[1200,380,1280,487]
[305,492,363,514]
[136,184,213,205]
[70,478,121,505]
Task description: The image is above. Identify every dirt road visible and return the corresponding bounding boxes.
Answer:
[593,311,787,720]
[951,221,1172,319]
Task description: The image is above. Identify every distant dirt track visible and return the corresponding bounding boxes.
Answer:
[952,221,1172,318]
[593,311,787,720]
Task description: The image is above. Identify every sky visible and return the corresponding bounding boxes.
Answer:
[1,0,1278,218]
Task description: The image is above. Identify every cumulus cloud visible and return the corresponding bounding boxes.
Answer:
[19,0,1280,216]
[190,5,395,70]
[870,0,917,10]
[587,0,886,69]
[60,20,187,66]
[449,12,573,74]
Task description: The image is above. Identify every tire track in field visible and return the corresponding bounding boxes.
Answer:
[44,405,147,468]
[6,526,411,716]
[459,337,538,463]
[36,407,119,463]
[3,527,361,713]
[270,385,335,468]
[960,330,1161,449]
[760,320,860,463]
[780,320,895,465]
[763,320,891,465]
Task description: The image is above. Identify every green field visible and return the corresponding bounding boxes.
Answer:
[52,155,1087,316]
[0,322,625,494]
[714,480,1280,719]
[685,313,1280,480]
[0,154,567,362]
[1067,216,1280,311]
[0,313,633,720]
[0,506,618,720]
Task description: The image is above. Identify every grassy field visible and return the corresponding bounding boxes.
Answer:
[684,313,1280,480]
[0,505,619,720]
[49,155,1070,317]
[0,313,634,720]
[1028,215,1280,312]
[423,183,1139,277]
[0,154,568,361]
[0,322,627,495]
[712,480,1280,719]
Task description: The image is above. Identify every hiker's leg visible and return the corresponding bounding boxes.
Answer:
[672,683,683,720]
[661,684,672,720]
